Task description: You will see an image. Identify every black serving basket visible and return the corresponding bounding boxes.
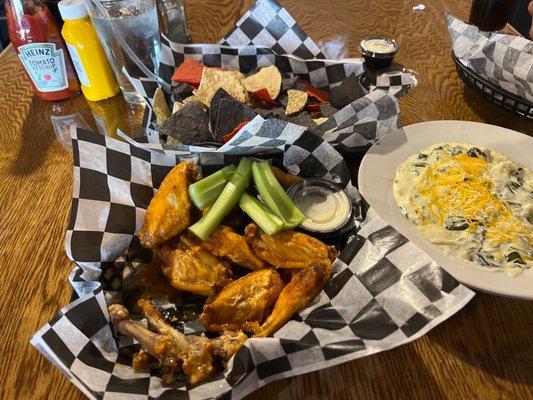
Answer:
[452,53,533,120]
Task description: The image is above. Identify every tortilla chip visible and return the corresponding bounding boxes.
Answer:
[223,120,250,142]
[281,74,299,92]
[320,102,338,118]
[313,117,328,125]
[298,79,329,102]
[171,82,195,99]
[171,58,205,87]
[153,88,171,124]
[158,102,213,145]
[285,89,308,115]
[256,108,320,134]
[251,88,275,104]
[166,136,180,145]
[213,98,257,142]
[183,95,205,107]
[282,75,308,93]
[243,65,282,99]
[329,73,367,108]
[209,89,234,131]
[285,111,318,130]
[172,101,185,114]
[195,67,249,107]
[256,107,285,119]
[306,102,321,113]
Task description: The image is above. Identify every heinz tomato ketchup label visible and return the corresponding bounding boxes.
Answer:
[17,43,69,92]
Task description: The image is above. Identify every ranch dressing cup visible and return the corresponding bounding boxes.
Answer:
[359,36,399,70]
[287,179,355,243]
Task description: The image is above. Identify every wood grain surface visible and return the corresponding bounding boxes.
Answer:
[0,1,532,399]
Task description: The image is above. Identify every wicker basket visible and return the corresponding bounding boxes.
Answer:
[452,53,533,120]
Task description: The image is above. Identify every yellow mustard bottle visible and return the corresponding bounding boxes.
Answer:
[58,0,119,101]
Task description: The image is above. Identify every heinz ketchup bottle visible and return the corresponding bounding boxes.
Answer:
[6,0,80,101]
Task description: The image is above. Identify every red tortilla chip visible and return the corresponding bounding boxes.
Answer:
[251,88,275,104]
[298,79,329,102]
[306,103,321,113]
[223,120,249,142]
[171,58,205,87]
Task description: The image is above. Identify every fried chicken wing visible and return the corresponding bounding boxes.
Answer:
[132,349,155,371]
[109,303,182,383]
[212,330,248,360]
[245,223,338,269]
[271,166,303,189]
[138,299,216,384]
[156,239,232,296]
[254,263,332,337]
[139,161,201,249]
[200,269,284,333]
[109,301,247,385]
[185,225,269,270]
[123,258,180,311]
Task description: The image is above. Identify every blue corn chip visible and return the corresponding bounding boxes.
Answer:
[209,88,234,132]
[213,97,257,142]
[329,73,367,109]
[159,102,214,144]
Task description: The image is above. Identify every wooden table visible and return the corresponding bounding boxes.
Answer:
[1,1,532,399]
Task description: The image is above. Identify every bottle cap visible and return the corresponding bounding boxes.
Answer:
[58,0,89,20]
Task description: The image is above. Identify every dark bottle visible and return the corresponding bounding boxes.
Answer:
[469,0,518,31]
[45,1,64,28]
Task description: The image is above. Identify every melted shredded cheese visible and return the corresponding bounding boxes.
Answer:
[393,143,532,276]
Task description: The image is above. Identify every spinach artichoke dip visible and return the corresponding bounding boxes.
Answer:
[393,143,532,277]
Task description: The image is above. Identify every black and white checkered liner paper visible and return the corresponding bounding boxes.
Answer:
[219,0,325,59]
[447,13,533,103]
[127,89,403,156]
[31,122,474,400]
[126,0,413,147]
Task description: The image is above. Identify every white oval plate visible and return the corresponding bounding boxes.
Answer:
[358,120,533,300]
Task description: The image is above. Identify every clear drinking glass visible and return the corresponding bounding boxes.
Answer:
[157,0,190,43]
[86,0,162,105]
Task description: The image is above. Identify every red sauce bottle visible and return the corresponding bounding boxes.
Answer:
[6,0,80,101]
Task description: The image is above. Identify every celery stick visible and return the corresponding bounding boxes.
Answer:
[189,158,252,240]
[239,193,284,235]
[189,165,236,210]
[252,161,305,229]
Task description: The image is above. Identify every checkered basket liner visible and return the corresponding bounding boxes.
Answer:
[127,89,404,156]
[31,121,474,400]
[447,13,533,109]
[125,0,413,150]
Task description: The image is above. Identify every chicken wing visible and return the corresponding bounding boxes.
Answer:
[109,303,182,383]
[123,258,180,311]
[138,299,216,384]
[271,166,303,189]
[245,223,338,269]
[156,239,232,296]
[109,301,247,384]
[139,161,201,249]
[184,225,269,270]
[200,269,284,334]
[253,263,332,337]
[211,330,248,360]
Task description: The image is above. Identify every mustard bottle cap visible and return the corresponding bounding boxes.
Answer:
[58,0,89,20]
